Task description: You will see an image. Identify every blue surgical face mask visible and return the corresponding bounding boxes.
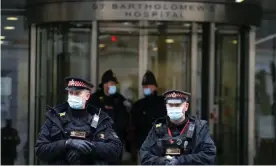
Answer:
[108,85,116,95]
[167,107,184,121]
[67,95,84,110]
[143,88,151,96]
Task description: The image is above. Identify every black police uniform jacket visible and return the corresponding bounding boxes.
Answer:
[131,92,166,149]
[35,102,122,165]
[88,90,129,142]
[139,116,216,165]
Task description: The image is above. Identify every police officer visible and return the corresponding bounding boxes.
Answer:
[131,70,167,149]
[35,77,122,165]
[140,90,216,165]
[88,69,130,163]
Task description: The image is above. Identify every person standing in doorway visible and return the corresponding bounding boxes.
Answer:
[88,69,130,164]
[131,70,167,162]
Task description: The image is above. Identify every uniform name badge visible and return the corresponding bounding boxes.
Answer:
[70,131,86,139]
[165,148,181,155]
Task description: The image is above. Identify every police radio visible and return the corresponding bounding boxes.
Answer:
[163,122,195,157]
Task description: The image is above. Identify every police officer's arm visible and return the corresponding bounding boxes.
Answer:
[177,122,216,165]
[92,119,122,162]
[35,118,67,161]
[140,126,166,165]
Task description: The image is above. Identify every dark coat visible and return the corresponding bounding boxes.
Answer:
[88,90,130,142]
[35,103,122,165]
[139,117,216,165]
[131,93,167,149]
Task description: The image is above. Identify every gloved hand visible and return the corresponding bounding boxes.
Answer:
[166,158,180,165]
[157,157,170,165]
[66,150,80,164]
[66,139,96,154]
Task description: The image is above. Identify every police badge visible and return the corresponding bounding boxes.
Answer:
[165,148,181,155]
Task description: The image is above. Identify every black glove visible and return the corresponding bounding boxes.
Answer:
[66,150,80,164]
[157,157,170,165]
[66,139,96,154]
[166,158,180,165]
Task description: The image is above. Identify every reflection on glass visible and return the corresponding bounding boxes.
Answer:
[36,23,91,106]
[215,34,239,164]
[255,21,276,163]
[35,23,92,151]
[98,21,139,101]
[1,15,29,164]
[196,35,202,119]
[147,22,191,94]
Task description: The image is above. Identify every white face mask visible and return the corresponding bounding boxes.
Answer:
[167,107,184,121]
[67,95,84,109]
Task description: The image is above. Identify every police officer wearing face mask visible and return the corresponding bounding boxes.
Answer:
[35,77,122,165]
[131,70,167,151]
[88,69,130,163]
[140,90,216,165]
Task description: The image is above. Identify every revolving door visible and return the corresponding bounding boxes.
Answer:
[29,21,255,165]
[27,0,260,164]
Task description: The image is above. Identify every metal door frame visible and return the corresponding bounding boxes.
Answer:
[190,23,199,116]
[29,24,37,165]
[90,21,99,88]
[138,21,149,98]
[211,25,256,165]
[215,31,241,164]
[247,26,256,165]
[201,23,215,122]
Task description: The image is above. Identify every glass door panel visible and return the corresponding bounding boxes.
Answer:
[214,26,240,164]
[35,22,92,126]
[147,22,191,93]
[98,21,139,101]
[196,33,203,119]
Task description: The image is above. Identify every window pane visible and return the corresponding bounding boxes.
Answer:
[147,21,191,93]
[1,15,29,165]
[255,19,276,165]
[214,31,239,164]
[98,21,139,101]
[36,23,92,106]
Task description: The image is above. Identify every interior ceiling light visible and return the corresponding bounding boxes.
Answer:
[156,22,163,25]
[0,41,4,44]
[0,36,5,40]
[232,40,238,44]
[6,17,18,21]
[4,26,15,30]
[166,39,174,44]
[76,24,83,27]
[99,44,105,48]
[152,47,158,51]
[235,0,244,3]
[183,23,191,27]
